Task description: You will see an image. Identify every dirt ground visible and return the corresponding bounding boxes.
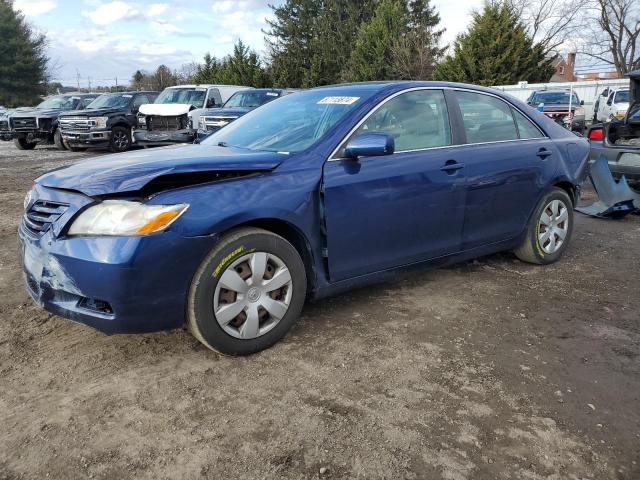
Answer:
[0,140,638,480]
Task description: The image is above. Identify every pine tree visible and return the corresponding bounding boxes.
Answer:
[0,0,48,107]
[193,41,270,88]
[342,0,408,81]
[390,0,446,79]
[265,0,375,87]
[433,2,553,86]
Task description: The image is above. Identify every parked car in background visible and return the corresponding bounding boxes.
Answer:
[59,91,158,152]
[526,89,585,132]
[593,87,630,123]
[134,85,249,147]
[19,81,588,355]
[588,70,640,189]
[197,88,297,140]
[0,109,13,141]
[10,93,99,150]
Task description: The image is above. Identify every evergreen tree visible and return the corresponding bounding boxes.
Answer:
[342,0,407,81]
[193,40,270,88]
[131,70,145,90]
[433,2,553,86]
[192,54,221,85]
[0,0,48,107]
[265,0,375,87]
[391,0,446,79]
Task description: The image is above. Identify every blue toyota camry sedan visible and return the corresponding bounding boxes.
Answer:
[19,81,589,355]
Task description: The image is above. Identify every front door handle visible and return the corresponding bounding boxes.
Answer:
[440,160,465,174]
[536,148,552,159]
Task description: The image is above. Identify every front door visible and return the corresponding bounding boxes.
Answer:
[322,89,466,281]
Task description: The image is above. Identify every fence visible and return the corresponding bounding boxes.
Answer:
[491,78,630,121]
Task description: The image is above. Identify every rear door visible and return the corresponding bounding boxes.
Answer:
[322,89,466,281]
[450,90,558,249]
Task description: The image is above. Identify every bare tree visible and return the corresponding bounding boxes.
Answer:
[579,0,640,75]
[507,0,586,55]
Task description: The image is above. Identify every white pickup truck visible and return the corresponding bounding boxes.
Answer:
[134,84,250,146]
[593,87,630,123]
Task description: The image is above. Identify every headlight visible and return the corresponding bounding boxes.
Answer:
[68,200,188,236]
[138,115,146,125]
[88,116,108,129]
[24,188,33,210]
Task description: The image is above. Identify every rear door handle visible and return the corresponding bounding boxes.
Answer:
[537,148,552,159]
[440,160,465,174]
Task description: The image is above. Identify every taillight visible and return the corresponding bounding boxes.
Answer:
[588,128,603,141]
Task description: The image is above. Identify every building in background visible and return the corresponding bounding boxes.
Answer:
[550,53,576,82]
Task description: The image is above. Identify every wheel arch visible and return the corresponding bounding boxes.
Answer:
[223,218,316,294]
[552,180,577,205]
[111,121,131,131]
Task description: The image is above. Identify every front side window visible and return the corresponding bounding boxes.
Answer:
[455,91,518,143]
[224,91,281,109]
[614,90,629,103]
[354,90,451,151]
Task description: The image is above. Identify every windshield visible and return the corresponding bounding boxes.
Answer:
[203,89,372,153]
[86,94,132,109]
[155,88,206,108]
[531,92,580,105]
[223,91,281,109]
[37,95,80,110]
[614,90,630,103]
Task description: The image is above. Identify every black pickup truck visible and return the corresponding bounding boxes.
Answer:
[58,91,158,152]
[10,93,99,150]
[587,70,640,189]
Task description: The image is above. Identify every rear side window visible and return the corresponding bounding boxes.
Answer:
[133,95,150,107]
[455,91,518,143]
[81,97,95,109]
[513,109,544,139]
[355,90,451,151]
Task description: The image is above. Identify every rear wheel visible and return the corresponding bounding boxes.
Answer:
[188,228,307,355]
[13,138,36,150]
[514,188,573,265]
[109,126,131,153]
[53,129,66,150]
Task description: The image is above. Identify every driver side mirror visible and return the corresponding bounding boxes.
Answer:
[344,133,395,159]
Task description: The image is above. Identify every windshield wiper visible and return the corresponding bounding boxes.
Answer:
[218,141,232,147]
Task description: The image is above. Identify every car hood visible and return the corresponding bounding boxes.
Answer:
[36,144,287,196]
[12,107,69,118]
[201,107,251,117]
[139,104,193,116]
[60,107,124,117]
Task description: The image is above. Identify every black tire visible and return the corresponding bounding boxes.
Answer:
[188,227,307,355]
[514,187,574,265]
[14,138,36,150]
[109,126,131,153]
[53,129,66,150]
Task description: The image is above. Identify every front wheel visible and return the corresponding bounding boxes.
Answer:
[14,138,36,150]
[188,228,307,355]
[514,188,574,265]
[109,126,131,152]
[53,129,66,150]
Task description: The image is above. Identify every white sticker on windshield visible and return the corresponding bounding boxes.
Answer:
[266,92,278,96]
[317,96,360,105]
[122,94,132,98]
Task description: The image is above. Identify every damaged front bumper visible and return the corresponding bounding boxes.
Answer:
[133,128,195,146]
[18,184,215,334]
[61,129,111,148]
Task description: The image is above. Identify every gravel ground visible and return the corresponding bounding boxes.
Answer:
[0,141,638,480]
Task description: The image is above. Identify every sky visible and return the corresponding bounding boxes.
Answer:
[13,0,484,88]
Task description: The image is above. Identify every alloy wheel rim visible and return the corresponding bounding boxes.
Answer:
[213,252,293,340]
[114,132,128,149]
[538,199,569,254]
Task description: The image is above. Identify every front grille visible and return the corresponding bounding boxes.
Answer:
[202,116,238,132]
[0,120,8,132]
[22,200,69,237]
[147,114,189,131]
[59,117,91,132]
[12,117,37,130]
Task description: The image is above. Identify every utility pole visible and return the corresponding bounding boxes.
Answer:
[88,76,92,91]
[76,69,81,90]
